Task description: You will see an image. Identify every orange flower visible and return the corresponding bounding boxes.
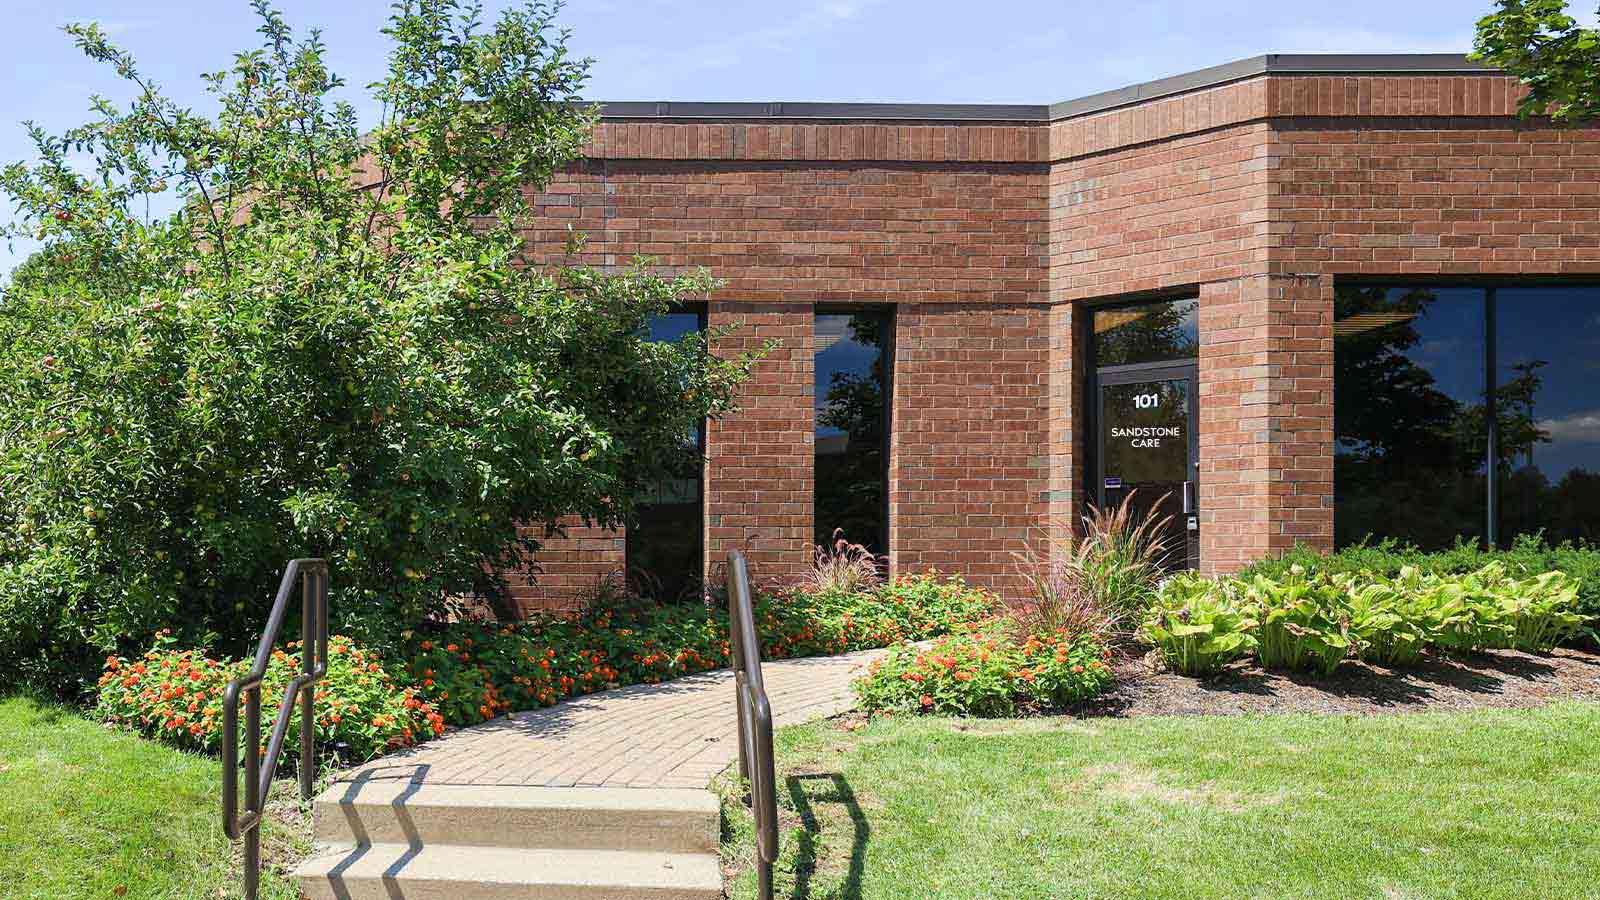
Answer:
[920,695,934,708]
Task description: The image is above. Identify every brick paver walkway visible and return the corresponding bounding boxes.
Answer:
[338,648,885,789]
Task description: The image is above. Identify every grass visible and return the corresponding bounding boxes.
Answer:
[0,694,311,900]
[720,703,1600,900]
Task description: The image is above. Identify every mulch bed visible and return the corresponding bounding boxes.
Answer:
[1077,645,1600,718]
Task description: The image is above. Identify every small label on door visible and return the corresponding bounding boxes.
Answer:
[1187,516,1199,531]
[1104,477,1122,489]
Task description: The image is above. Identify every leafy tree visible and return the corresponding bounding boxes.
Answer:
[0,0,758,694]
[1474,0,1600,122]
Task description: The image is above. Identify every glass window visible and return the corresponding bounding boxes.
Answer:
[626,311,705,600]
[1334,286,1487,549]
[1334,283,1600,550]
[1497,288,1600,545]
[1092,297,1199,367]
[815,311,891,557]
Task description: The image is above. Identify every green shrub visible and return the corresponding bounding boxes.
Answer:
[853,627,1114,717]
[1144,561,1592,677]
[1139,573,1257,676]
[403,574,996,727]
[0,3,759,698]
[94,634,441,762]
[1343,573,1453,667]
[1250,570,1355,676]
[1244,535,1600,627]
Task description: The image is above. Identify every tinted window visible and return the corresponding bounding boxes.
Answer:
[626,311,705,600]
[1497,288,1600,545]
[1092,298,1199,367]
[1334,286,1487,549]
[815,311,890,556]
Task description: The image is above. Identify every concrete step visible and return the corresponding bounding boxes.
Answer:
[295,843,723,900]
[314,781,721,853]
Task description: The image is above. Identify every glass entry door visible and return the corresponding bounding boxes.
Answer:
[1095,365,1199,570]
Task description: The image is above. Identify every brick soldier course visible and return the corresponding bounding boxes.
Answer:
[505,52,1600,613]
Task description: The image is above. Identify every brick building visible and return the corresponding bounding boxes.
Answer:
[509,53,1600,613]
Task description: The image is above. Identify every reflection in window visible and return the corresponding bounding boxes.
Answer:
[1497,288,1600,544]
[1334,286,1486,549]
[626,311,705,600]
[1092,298,1198,367]
[1334,284,1600,549]
[815,311,890,556]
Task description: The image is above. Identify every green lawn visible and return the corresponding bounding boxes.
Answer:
[721,703,1600,900]
[0,694,309,900]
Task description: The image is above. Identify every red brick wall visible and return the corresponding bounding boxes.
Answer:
[705,301,815,586]
[1271,119,1600,275]
[505,519,625,616]
[502,70,1600,609]
[1048,121,1275,300]
[518,159,1047,305]
[890,304,1050,593]
[1193,275,1333,572]
[510,143,1048,606]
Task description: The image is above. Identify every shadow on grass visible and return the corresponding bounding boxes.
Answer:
[785,773,870,900]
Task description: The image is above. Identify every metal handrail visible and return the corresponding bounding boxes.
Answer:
[727,550,778,900]
[221,558,329,900]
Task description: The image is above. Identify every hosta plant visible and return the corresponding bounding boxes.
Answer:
[1250,568,1354,676]
[1342,570,1462,667]
[1141,573,1257,676]
[1496,569,1588,652]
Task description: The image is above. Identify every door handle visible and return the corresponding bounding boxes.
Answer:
[1182,480,1194,514]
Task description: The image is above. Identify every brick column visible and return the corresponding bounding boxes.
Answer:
[890,303,1049,597]
[1044,302,1085,549]
[706,300,815,584]
[1197,274,1333,573]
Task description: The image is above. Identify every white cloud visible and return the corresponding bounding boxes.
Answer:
[1540,409,1600,444]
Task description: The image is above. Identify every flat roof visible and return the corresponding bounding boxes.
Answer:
[593,53,1495,124]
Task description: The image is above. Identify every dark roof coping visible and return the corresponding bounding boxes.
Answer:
[591,52,1495,124]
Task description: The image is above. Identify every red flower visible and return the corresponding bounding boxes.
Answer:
[920,695,934,708]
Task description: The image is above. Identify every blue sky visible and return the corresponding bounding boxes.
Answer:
[0,0,1495,275]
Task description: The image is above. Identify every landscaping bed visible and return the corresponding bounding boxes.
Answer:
[1086,645,1600,718]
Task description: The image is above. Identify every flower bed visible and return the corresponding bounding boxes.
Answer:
[403,572,997,727]
[94,633,440,762]
[852,624,1114,717]
[1142,562,1590,677]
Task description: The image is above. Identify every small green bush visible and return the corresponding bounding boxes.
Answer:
[94,634,441,762]
[1250,571,1356,676]
[853,626,1114,717]
[1344,573,1453,667]
[1139,573,1257,676]
[404,573,996,727]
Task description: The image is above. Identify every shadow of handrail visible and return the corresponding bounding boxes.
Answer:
[785,772,870,900]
